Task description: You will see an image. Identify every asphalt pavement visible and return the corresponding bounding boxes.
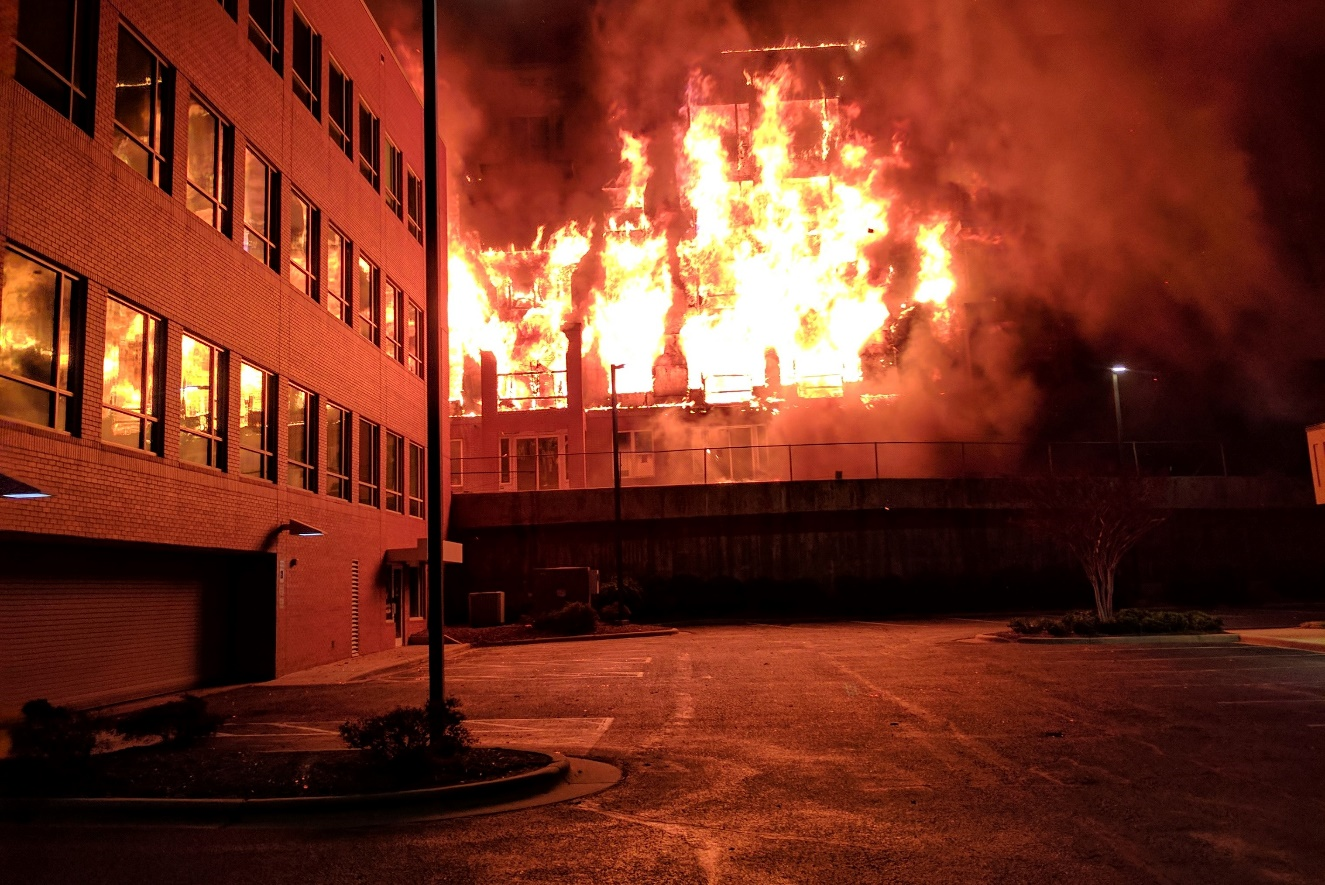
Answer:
[5,615,1325,884]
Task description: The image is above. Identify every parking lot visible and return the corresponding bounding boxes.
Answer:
[7,619,1325,884]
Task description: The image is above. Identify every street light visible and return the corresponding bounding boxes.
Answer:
[610,364,625,608]
[0,471,49,499]
[1110,365,1127,444]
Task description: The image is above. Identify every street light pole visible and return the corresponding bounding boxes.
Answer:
[610,364,625,605]
[1110,365,1127,468]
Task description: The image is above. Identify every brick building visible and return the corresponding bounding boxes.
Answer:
[0,0,441,717]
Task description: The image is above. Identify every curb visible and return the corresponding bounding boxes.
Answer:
[1,753,570,821]
[471,628,678,647]
[1238,635,1325,655]
[975,632,1240,646]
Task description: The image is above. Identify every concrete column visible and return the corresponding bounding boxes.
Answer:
[562,323,588,488]
[480,351,500,491]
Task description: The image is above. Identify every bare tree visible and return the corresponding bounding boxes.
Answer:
[1025,477,1169,621]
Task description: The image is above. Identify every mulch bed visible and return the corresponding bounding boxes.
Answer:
[0,746,549,800]
[444,622,667,646]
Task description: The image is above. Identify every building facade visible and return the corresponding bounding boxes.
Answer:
[0,0,438,718]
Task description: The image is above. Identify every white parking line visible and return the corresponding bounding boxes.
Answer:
[450,673,645,679]
[1216,699,1325,705]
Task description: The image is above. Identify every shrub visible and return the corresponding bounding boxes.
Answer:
[10,699,99,761]
[340,697,472,765]
[533,602,598,635]
[1008,618,1036,634]
[1186,611,1223,632]
[595,578,642,623]
[114,695,222,749]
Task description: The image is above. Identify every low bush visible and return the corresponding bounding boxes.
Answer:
[532,602,598,635]
[10,699,99,761]
[114,695,223,749]
[595,578,642,623]
[1009,610,1223,637]
[340,697,472,765]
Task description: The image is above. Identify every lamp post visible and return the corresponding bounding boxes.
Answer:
[1110,365,1127,443]
[610,364,625,604]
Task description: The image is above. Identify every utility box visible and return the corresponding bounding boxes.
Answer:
[468,591,505,627]
[518,567,599,615]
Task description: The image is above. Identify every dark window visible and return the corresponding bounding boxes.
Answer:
[385,430,404,513]
[325,224,351,323]
[180,333,224,467]
[356,254,379,344]
[289,190,318,296]
[239,361,275,480]
[384,139,403,217]
[0,247,80,432]
[358,417,379,507]
[248,0,283,73]
[113,27,173,189]
[409,441,425,516]
[406,301,424,378]
[186,96,233,233]
[291,8,320,118]
[14,0,98,132]
[449,437,462,490]
[328,61,352,157]
[325,402,351,500]
[358,102,380,189]
[242,148,280,271]
[406,170,424,243]
[217,0,238,19]
[102,296,162,453]
[383,280,403,363]
[287,384,316,490]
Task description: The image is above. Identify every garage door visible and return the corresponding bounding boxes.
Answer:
[1,577,207,714]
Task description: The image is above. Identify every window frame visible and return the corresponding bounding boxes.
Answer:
[0,245,82,434]
[325,401,352,500]
[179,332,225,468]
[356,254,380,344]
[383,279,404,363]
[287,383,317,491]
[289,188,319,297]
[357,416,380,507]
[409,440,426,516]
[248,0,284,73]
[384,139,403,217]
[185,94,233,234]
[238,360,276,481]
[406,300,424,378]
[113,26,173,190]
[101,294,163,453]
[242,147,280,271]
[327,60,353,158]
[358,101,380,190]
[406,169,424,243]
[14,0,99,133]
[448,437,462,491]
[291,7,321,119]
[384,430,404,513]
[325,223,351,323]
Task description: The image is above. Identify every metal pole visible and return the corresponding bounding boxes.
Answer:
[422,0,447,741]
[610,364,624,599]
[1111,371,1124,470]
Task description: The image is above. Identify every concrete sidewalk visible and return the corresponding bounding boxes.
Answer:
[264,643,472,687]
[1237,628,1325,654]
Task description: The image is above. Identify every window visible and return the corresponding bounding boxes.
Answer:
[384,430,404,513]
[289,190,318,296]
[617,429,655,479]
[113,28,172,189]
[384,139,403,217]
[328,61,352,157]
[406,301,424,378]
[102,296,162,452]
[248,0,283,73]
[448,437,462,490]
[14,0,98,132]
[409,441,425,516]
[180,333,223,467]
[217,0,238,19]
[383,280,403,362]
[242,148,279,270]
[356,254,379,343]
[0,247,80,432]
[406,170,424,243]
[238,362,274,480]
[291,8,320,118]
[186,96,232,233]
[358,102,380,189]
[358,417,379,506]
[287,384,316,490]
[325,402,351,500]
[499,435,562,491]
[325,225,350,323]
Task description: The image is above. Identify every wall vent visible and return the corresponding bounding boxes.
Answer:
[350,559,361,657]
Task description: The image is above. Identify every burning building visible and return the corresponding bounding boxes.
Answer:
[448,43,984,492]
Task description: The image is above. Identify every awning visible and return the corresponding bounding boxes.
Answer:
[384,538,464,565]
